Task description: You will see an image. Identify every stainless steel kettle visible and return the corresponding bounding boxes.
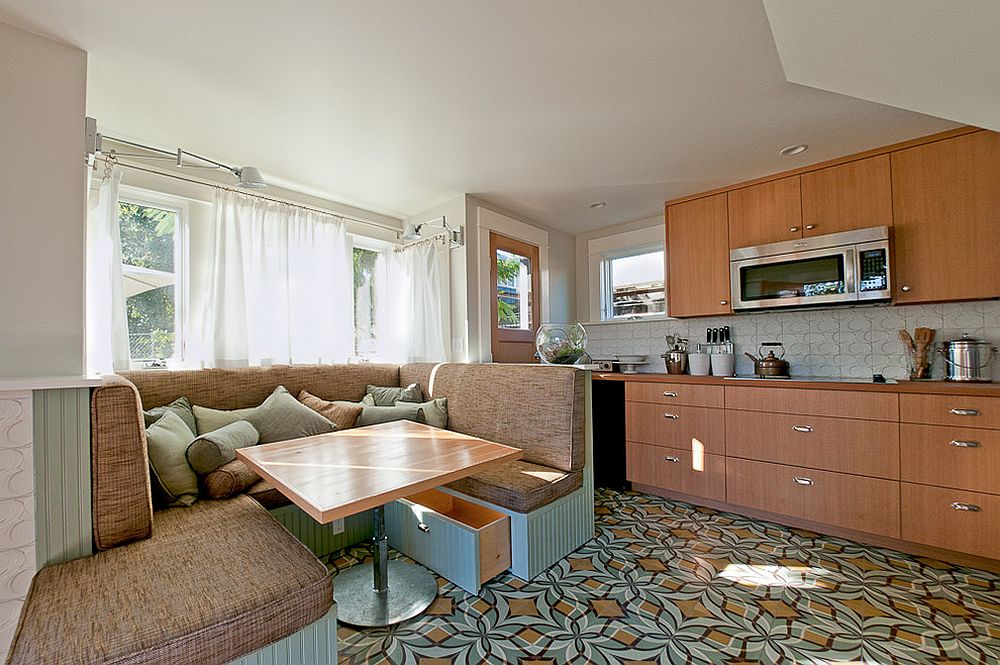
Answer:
[938,334,997,382]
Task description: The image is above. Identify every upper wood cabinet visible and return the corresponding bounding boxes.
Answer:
[666,193,731,317]
[800,155,893,237]
[727,176,802,249]
[891,131,1000,304]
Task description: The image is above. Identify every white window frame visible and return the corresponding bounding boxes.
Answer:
[587,225,667,323]
[118,185,190,369]
[599,243,666,321]
[348,234,393,362]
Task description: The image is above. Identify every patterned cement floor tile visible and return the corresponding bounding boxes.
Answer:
[328,489,1000,665]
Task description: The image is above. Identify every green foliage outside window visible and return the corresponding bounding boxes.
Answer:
[496,255,522,326]
[119,202,176,360]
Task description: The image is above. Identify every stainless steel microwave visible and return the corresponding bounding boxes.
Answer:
[729,226,891,311]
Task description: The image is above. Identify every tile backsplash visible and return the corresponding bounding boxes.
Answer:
[585,300,1000,381]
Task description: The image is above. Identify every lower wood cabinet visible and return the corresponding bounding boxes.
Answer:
[624,402,725,454]
[626,441,726,502]
[901,483,1000,560]
[900,424,1000,494]
[900,394,1000,430]
[726,410,899,478]
[726,458,901,538]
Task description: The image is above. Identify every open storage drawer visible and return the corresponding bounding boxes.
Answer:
[386,488,511,594]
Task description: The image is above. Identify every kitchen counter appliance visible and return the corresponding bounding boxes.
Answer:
[730,226,891,311]
[939,335,997,382]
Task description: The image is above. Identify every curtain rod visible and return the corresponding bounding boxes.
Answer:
[95,155,403,235]
[393,231,451,253]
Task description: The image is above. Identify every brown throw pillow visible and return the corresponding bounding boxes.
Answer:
[201,459,261,500]
[298,390,363,430]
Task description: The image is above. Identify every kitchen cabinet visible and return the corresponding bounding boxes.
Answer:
[665,193,731,317]
[725,386,898,421]
[726,176,802,248]
[625,402,726,455]
[800,155,892,237]
[900,424,1000,495]
[626,442,726,503]
[901,484,1000,560]
[891,130,1000,304]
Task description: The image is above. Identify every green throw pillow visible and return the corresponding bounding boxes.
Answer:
[144,396,196,435]
[193,404,256,435]
[186,420,260,475]
[356,403,426,427]
[247,386,336,444]
[396,398,448,429]
[365,383,423,406]
[146,411,198,507]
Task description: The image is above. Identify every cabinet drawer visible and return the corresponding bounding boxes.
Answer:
[725,386,898,421]
[726,410,899,479]
[386,489,510,594]
[625,381,724,408]
[726,458,900,538]
[900,394,1000,430]
[626,442,726,502]
[625,402,725,454]
[901,483,1000,560]
[900,424,1000,494]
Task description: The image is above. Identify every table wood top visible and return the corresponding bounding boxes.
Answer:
[236,420,522,524]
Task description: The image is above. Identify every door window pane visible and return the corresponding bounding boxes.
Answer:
[496,249,533,330]
[606,250,665,319]
[119,202,177,362]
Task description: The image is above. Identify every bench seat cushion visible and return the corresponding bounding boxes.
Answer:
[446,460,583,513]
[7,496,331,665]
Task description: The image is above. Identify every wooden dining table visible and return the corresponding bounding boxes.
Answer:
[237,419,522,627]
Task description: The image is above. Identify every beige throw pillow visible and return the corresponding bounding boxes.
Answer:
[146,411,198,507]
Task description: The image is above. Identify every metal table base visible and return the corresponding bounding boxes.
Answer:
[334,504,437,627]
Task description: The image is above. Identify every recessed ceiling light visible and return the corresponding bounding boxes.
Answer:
[588,201,606,209]
[779,144,808,156]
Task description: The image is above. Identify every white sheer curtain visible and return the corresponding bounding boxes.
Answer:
[189,189,353,367]
[379,239,449,363]
[85,165,130,374]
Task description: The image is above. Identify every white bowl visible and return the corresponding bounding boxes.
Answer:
[615,355,647,363]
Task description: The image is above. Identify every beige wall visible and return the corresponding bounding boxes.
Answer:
[0,23,88,377]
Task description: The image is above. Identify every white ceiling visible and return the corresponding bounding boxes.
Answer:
[764,1,1000,134]
[0,1,959,233]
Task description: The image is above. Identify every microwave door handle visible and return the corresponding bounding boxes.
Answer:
[844,248,858,299]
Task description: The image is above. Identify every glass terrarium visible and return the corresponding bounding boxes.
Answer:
[535,322,588,365]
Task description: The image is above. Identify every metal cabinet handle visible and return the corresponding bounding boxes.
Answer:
[662,391,678,397]
[664,455,680,463]
[949,440,981,448]
[719,299,728,305]
[805,224,816,230]
[949,408,980,416]
[790,226,800,233]
[664,413,679,420]
[951,502,982,512]
[793,477,814,486]
[417,522,431,533]
[792,425,814,433]
[901,285,912,292]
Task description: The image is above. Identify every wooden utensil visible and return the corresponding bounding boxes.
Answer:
[898,329,916,355]
[913,327,936,377]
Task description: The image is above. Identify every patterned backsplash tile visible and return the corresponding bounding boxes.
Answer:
[585,300,1000,380]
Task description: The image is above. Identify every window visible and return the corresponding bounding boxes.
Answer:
[118,198,184,365]
[600,247,665,320]
[353,246,381,356]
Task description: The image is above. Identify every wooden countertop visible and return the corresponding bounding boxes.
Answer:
[593,372,1000,397]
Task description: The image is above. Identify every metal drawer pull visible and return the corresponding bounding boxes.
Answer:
[793,477,814,486]
[949,440,981,448]
[949,408,980,416]
[951,502,982,512]
[664,455,680,463]
[792,425,814,433]
[805,224,816,230]
[417,522,431,533]
[664,413,679,420]
[662,391,678,397]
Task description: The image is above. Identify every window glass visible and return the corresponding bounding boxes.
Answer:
[496,248,533,330]
[353,247,379,355]
[604,249,665,319]
[119,202,178,362]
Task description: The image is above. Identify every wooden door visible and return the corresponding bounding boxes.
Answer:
[800,155,893,237]
[666,193,731,317]
[727,176,802,248]
[490,232,541,363]
[891,130,1000,304]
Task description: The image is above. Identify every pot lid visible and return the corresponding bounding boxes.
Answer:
[942,333,989,347]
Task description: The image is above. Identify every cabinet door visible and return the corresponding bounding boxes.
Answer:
[891,131,1000,303]
[800,155,892,237]
[666,193,731,317]
[727,176,802,248]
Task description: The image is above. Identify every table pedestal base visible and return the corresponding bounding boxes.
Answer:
[335,560,437,627]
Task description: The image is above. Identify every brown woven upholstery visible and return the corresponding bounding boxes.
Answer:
[447,461,583,513]
[120,363,400,410]
[91,375,154,550]
[200,460,260,500]
[7,496,331,665]
[398,363,441,400]
[428,364,586,473]
[247,479,292,509]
